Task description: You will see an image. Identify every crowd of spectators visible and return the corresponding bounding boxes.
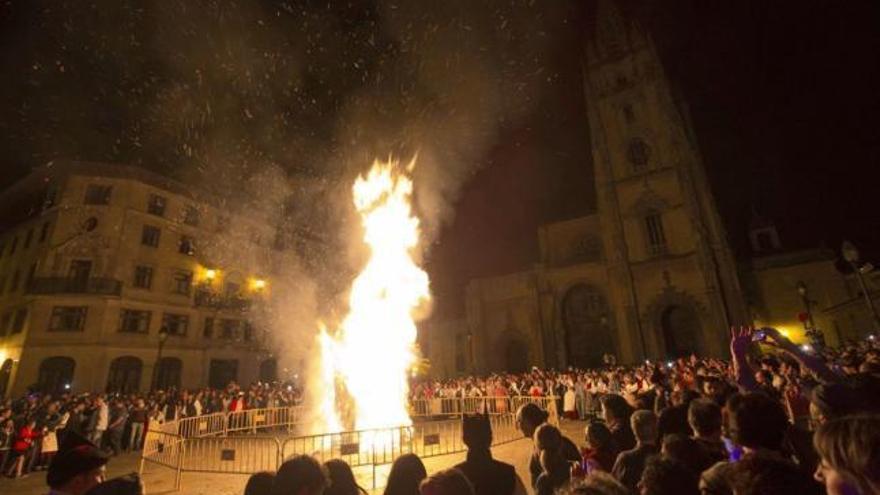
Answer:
[0,380,305,479]
[2,325,879,494]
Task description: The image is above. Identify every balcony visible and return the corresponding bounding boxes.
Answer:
[194,289,252,311]
[27,277,123,296]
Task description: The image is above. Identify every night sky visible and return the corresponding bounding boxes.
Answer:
[1,1,878,318]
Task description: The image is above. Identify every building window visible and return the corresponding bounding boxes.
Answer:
[23,229,33,249]
[627,137,650,171]
[147,194,167,216]
[178,236,195,256]
[141,225,160,247]
[26,263,37,287]
[119,309,151,333]
[162,313,189,336]
[220,319,239,340]
[224,282,240,298]
[9,237,17,256]
[84,184,112,205]
[11,308,27,334]
[203,317,214,339]
[172,270,193,295]
[39,222,50,243]
[622,104,635,124]
[644,213,667,255]
[49,306,88,332]
[9,270,20,293]
[133,265,153,289]
[183,205,200,226]
[0,312,10,336]
[243,322,255,342]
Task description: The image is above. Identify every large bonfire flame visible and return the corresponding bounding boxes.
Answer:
[316,157,430,433]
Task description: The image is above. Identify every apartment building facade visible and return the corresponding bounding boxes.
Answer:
[0,161,296,397]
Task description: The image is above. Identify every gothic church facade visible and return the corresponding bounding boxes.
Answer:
[447,1,748,373]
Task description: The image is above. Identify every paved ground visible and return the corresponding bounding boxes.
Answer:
[0,420,586,494]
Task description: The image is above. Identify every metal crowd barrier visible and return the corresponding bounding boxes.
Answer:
[410,395,560,424]
[140,396,556,491]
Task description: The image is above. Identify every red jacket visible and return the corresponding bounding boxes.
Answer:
[13,426,39,453]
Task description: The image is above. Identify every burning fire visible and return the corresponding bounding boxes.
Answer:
[316,157,430,433]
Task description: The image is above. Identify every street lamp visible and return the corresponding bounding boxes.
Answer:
[151,326,170,391]
[796,281,823,347]
[841,240,880,332]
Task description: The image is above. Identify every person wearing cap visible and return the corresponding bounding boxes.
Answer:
[46,433,109,495]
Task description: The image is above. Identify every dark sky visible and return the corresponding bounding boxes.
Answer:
[1,1,879,317]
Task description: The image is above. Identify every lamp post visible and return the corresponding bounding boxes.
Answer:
[151,326,169,391]
[841,240,880,332]
[796,281,824,347]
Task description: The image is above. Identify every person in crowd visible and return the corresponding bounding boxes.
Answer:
[105,399,128,456]
[700,392,816,495]
[0,418,13,473]
[687,399,727,466]
[812,414,880,495]
[656,389,698,439]
[660,433,714,475]
[384,453,427,495]
[127,399,147,452]
[90,396,109,448]
[517,403,580,487]
[453,413,526,495]
[324,459,367,495]
[419,468,474,495]
[46,434,109,495]
[245,471,276,495]
[84,472,144,495]
[533,423,573,495]
[564,385,578,420]
[6,417,39,478]
[271,455,327,495]
[562,471,630,495]
[727,453,821,495]
[600,394,636,452]
[611,409,658,491]
[638,456,699,495]
[576,421,619,474]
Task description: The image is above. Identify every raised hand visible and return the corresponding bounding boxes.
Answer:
[729,325,754,357]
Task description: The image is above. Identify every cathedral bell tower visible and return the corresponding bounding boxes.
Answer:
[583,0,747,361]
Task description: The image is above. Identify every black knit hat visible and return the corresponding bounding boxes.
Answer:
[47,432,109,488]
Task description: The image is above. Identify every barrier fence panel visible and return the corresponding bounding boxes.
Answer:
[410,396,559,422]
[177,412,227,438]
[410,419,464,458]
[140,428,184,490]
[181,436,281,474]
[226,406,305,435]
[281,426,413,468]
[140,398,554,491]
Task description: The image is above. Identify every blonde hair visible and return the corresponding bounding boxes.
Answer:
[813,415,880,495]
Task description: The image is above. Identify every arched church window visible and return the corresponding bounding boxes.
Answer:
[644,212,667,255]
[627,137,650,171]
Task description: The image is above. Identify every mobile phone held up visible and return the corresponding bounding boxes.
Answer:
[752,327,774,343]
